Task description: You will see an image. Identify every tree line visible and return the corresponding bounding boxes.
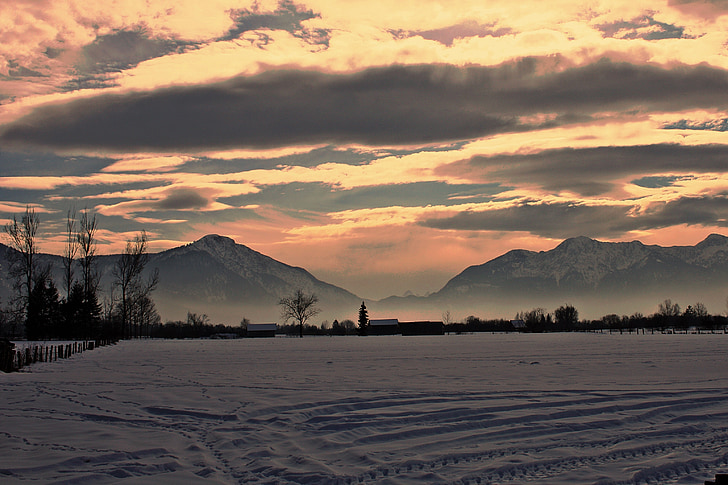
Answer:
[1,206,158,341]
[501,300,727,333]
[274,296,728,336]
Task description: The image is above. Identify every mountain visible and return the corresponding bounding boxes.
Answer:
[374,234,728,319]
[2,233,727,324]
[0,235,361,324]
[437,234,728,296]
[146,235,361,322]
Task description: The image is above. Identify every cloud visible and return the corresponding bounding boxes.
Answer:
[7,60,46,78]
[59,28,200,91]
[155,188,208,210]
[5,59,728,152]
[0,151,111,176]
[406,20,512,46]
[102,155,192,173]
[220,180,503,214]
[421,202,630,238]
[668,0,728,19]
[79,29,193,74]
[664,118,728,131]
[222,1,329,45]
[597,15,687,40]
[420,196,728,238]
[438,144,728,196]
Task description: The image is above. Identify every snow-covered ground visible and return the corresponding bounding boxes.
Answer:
[1,333,727,484]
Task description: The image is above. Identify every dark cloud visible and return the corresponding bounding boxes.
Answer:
[155,188,208,210]
[43,47,63,59]
[664,118,728,131]
[77,30,192,74]
[597,15,686,40]
[438,144,728,196]
[6,60,45,78]
[420,196,728,238]
[63,29,196,90]
[5,59,728,151]
[631,175,690,188]
[409,20,512,46]
[0,151,111,176]
[223,1,329,45]
[632,195,728,230]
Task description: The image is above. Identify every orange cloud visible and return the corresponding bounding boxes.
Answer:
[102,155,192,173]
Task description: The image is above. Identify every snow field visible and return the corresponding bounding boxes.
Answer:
[1,333,727,484]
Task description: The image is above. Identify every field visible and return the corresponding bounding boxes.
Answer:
[1,333,727,484]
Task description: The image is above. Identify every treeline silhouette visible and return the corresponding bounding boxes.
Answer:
[2,206,158,342]
[138,302,728,339]
[146,316,359,339]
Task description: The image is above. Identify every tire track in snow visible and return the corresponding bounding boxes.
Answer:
[222,387,728,483]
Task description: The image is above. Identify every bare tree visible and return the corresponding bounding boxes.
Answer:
[442,310,453,326]
[113,231,158,339]
[279,289,320,338]
[62,207,78,300]
[657,299,681,317]
[554,304,579,329]
[3,206,40,320]
[692,302,709,318]
[187,312,210,327]
[75,209,101,337]
[77,209,99,300]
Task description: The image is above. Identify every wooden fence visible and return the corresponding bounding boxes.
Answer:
[0,339,116,373]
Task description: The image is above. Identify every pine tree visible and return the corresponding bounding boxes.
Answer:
[358,301,369,336]
[26,277,61,340]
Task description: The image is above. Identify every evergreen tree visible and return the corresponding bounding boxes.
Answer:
[358,301,369,336]
[26,276,61,340]
[61,282,85,339]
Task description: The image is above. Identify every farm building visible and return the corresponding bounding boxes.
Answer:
[399,321,444,336]
[369,319,400,335]
[510,320,527,331]
[246,323,277,338]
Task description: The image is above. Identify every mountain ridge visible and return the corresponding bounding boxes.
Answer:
[1,233,727,322]
[372,233,728,319]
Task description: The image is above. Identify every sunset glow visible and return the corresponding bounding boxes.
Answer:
[2,0,728,299]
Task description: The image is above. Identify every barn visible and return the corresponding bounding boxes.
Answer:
[399,321,444,336]
[246,323,277,338]
[510,319,527,332]
[369,319,400,335]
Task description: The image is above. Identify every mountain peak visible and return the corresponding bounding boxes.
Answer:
[698,233,728,247]
[190,234,239,253]
[555,236,599,251]
[195,234,235,246]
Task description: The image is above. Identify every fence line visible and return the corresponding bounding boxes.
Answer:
[0,339,116,373]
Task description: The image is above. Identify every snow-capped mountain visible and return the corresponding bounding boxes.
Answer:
[147,234,360,322]
[436,234,728,297]
[414,234,728,318]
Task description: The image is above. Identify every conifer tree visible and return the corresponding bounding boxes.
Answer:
[358,301,369,336]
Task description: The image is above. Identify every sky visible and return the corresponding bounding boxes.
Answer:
[1,0,728,300]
